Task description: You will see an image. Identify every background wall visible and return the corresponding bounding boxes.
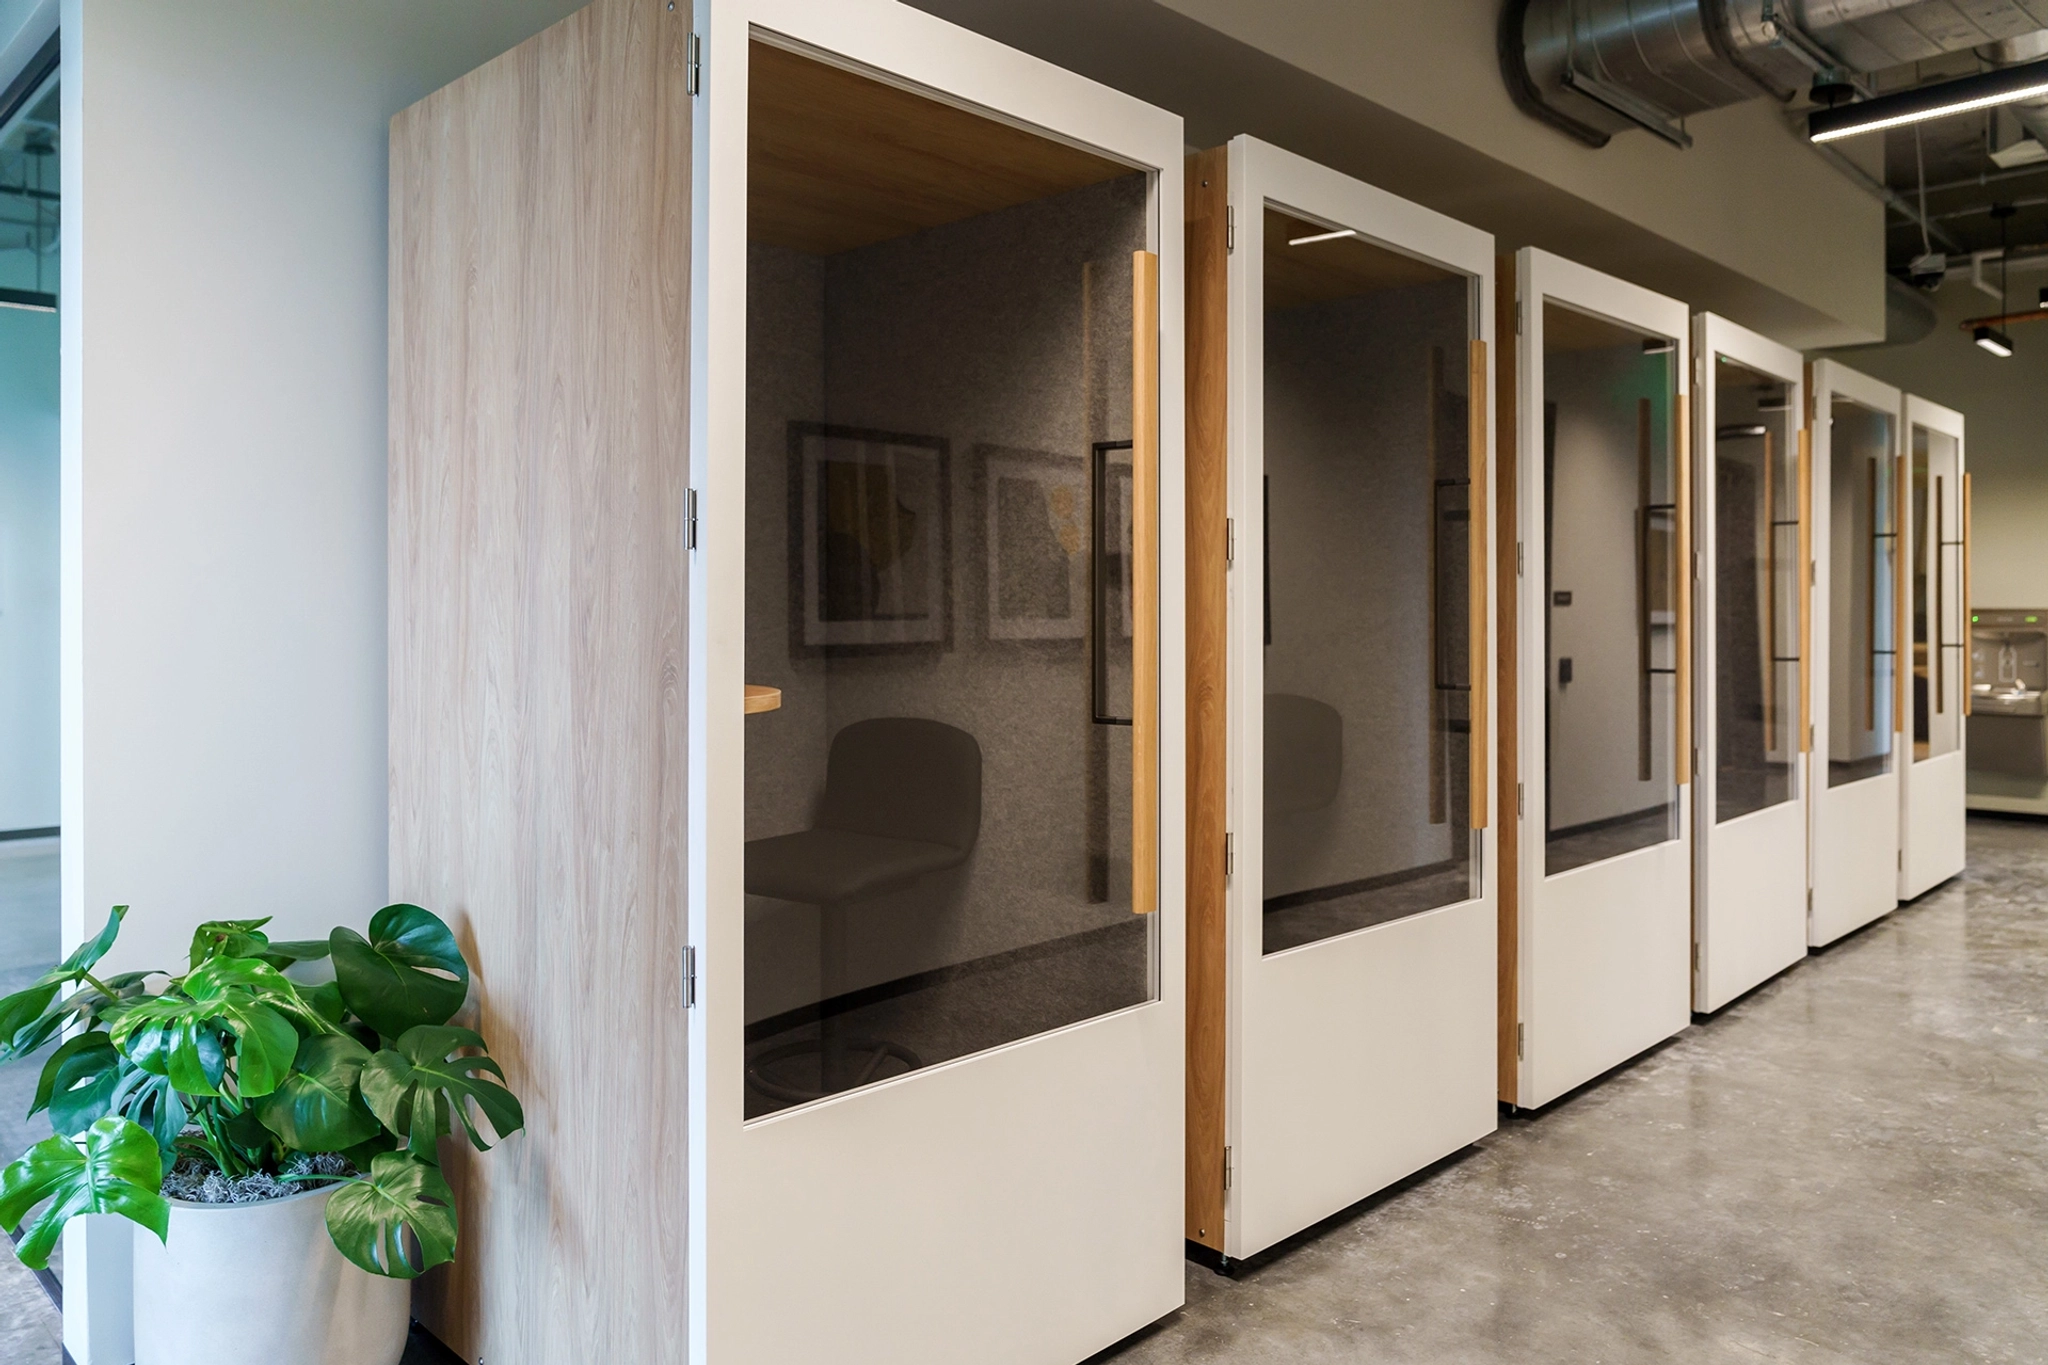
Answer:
[1261,280,1468,896]
[0,307,56,834]
[911,0,1888,348]
[1820,276,2048,614]
[63,0,585,981]
[1543,339,1678,831]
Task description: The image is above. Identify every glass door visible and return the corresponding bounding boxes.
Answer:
[1899,396,1967,898]
[1199,137,1496,1263]
[1506,249,1692,1110]
[1689,315,1808,1014]
[1806,360,1902,946]
[696,6,1186,1363]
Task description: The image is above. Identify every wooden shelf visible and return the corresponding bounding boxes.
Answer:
[745,684,783,714]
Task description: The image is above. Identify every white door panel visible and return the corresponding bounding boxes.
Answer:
[1699,796,1808,1010]
[1218,136,1498,1263]
[1526,837,1692,1106]
[1689,315,1809,1013]
[1899,395,1967,900]
[1806,360,1902,950]
[696,5,1187,1360]
[1510,249,1693,1112]
[1904,750,1967,897]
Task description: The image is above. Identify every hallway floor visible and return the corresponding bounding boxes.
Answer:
[1098,815,2048,1365]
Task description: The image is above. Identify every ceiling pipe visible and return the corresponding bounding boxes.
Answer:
[1504,0,2048,149]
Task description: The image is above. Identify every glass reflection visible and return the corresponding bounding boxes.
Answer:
[1712,356,1801,822]
[1258,209,1476,953]
[741,42,1156,1117]
[1912,425,1963,760]
[1542,304,1679,876]
[1827,399,1895,787]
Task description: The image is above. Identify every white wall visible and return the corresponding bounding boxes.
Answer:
[1821,276,2048,613]
[62,0,586,967]
[0,307,57,832]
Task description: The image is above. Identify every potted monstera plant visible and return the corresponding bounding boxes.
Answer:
[0,903,522,1365]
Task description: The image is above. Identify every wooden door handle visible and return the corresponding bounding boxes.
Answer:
[1132,249,1160,915]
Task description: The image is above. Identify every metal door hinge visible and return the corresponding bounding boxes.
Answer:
[1692,744,1699,778]
[1516,299,1525,335]
[1223,1145,1233,1191]
[1224,832,1234,878]
[1516,1022,1525,1060]
[1693,549,1701,581]
[686,487,700,550]
[1226,205,1235,254]
[1691,941,1699,971]
[682,945,698,1008]
[1226,517,1235,567]
[1517,782,1525,818]
[1517,542,1525,577]
[686,31,703,97]
[1897,849,1903,870]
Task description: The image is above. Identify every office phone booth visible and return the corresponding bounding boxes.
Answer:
[697,3,1186,1361]
[1807,360,1902,947]
[1500,249,1691,1110]
[1897,396,1967,900]
[1184,137,1497,1261]
[1688,314,1809,1013]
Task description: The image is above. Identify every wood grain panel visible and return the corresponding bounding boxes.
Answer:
[387,2,689,1360]
[1468,338,1490,830]
[1134,247,1161,917]
[1799,427,1812,752]
[1182,147,1229,1250]
[1677,392,1692,786]
[749,40,1131,256]
[1493,255,1520,1105]
[1963,471,1973,718]
[1897,416,1911,747]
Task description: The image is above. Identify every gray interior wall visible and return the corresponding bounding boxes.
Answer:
[1543,342,1676,830]
[745,175,1149,1020]
[1820,277,2048,615]
[1260,279,1466,897]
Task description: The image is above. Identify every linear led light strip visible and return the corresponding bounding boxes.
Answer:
[1288,228,1357,246]
[1810,58,2048,143]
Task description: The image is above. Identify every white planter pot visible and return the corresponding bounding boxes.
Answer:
[133,1184,411,1365]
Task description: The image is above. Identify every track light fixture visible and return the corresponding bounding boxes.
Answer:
[1974,325,2015,357]
[1808,58,2048,144]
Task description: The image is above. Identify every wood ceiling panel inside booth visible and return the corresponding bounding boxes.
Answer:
[1263,207,1459,312]
[749,41,1136,256]
[1541,299,1661,353]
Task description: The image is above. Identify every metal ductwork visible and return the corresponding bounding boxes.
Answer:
[1986,29,2048,150]
[1503,0,2048,148]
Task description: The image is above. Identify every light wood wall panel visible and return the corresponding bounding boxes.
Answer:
[388,1,691,1360]
[1493,254,1520,1104]
[1182,146,1229,1251]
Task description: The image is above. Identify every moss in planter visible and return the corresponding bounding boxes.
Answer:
[160,1151,355,1206]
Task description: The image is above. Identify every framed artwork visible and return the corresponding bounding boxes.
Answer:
[791,423,951,651]
[979,445,1091,642]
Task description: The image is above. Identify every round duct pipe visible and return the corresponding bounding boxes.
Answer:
[1504,0,2048,149]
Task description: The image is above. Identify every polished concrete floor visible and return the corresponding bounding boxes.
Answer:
[0,838,64,1365]
[1098,815,2048,1365]
[6,820,2046,1363]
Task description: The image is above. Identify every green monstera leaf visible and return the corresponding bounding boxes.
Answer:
[113,987,298,1099]
[324,1151,457,1279]
[255,1034,383,1152]
[0,907,139,1060]
[30,1032,123,1137]
[331,905,469,1040]
[107,1067,189,1173]
[0,1116,170,1270]
[187,917,332,972]
[359,1026,523,1160]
